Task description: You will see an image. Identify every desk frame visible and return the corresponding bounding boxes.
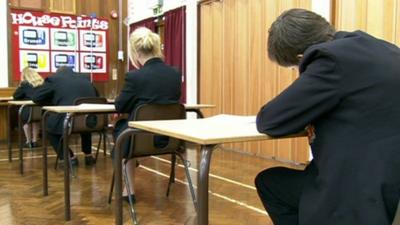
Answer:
[117,116,305,225]
[41,108,114,221]
[41,104,212,222]
[7,101,36,175]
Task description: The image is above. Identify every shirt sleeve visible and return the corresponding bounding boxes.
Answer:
[256,49,342,137]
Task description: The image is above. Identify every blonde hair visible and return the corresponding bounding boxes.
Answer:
[21,67,44,88]
[129,27,163,67]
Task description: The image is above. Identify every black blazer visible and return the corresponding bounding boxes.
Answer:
[32,68,98,134]
[256,31,400,225]
[13,81,37,123]
[115,57,181,120]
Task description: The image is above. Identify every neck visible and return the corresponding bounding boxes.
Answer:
[138,55,156,65]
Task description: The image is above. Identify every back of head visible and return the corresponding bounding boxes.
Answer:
[55,66,74,75]
[268,8,336,67]
[51,67,96,105]
[129,27,162,67]
[21,66,44,87]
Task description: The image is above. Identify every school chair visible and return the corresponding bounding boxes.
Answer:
[54,97,109,169]
[108,103,197,224]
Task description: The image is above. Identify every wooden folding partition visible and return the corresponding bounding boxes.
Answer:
[198,0,311,164]
[334,0,400,46]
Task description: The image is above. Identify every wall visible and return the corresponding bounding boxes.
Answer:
[312,0,331,22]
[128,0,187,23]
[128,0,153,24]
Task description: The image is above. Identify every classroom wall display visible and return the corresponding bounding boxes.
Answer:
[19,50,50,73]
[80,52,106,73]
[79,30,106,52]
[19,26,49,49]
[50,28,78,51]
[10,9,109,81]
[51,51,79,72]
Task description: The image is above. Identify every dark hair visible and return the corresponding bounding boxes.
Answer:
[268,8,336,67]
[56,66,73,73]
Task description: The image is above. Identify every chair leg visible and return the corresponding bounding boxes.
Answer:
[166,154,176,197]
[95,132,102,163]
[54,137,63,170]
[69,151,76,178]
[108,170,115,204]
[109,161,139,225]
[176,152,198,211]
[103,130,108,158]
[123,160,139,225]
[54,154,59,170]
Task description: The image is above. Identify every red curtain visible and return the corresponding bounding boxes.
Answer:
[164,6,186,103]
[128,18,156,70]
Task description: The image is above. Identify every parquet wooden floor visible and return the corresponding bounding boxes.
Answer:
[0,136,304,225]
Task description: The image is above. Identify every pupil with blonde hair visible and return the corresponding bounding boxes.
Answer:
[128,27,163,69]
[113,27,182,204]
[13,66,44,148]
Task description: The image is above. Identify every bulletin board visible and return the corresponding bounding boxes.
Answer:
[10,9,110,81]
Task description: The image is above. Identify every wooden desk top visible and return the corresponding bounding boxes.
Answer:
[7,100,35,105]
[43,104,116,113]
[105,99,215,110]
[129,114,306,145]
[184,104,215,110]
[0,97,13,101]
[42,103,215,114]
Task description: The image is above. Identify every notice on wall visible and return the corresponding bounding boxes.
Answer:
[11,9,109,81]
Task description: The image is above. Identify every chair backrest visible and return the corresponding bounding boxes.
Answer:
[69,97,108,134]
[27,106,42,123]
[128,103,186,159]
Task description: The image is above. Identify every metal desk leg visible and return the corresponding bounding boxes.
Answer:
[114,128,141,225]
[18,105,25,175]
[114,129,126,225]
[63,113,72,221]
[42,111,50,196]
[197,144,216,225]
[7,105,12,162]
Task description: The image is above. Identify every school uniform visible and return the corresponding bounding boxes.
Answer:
[114,57,181,157]
[32,67,98,159]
